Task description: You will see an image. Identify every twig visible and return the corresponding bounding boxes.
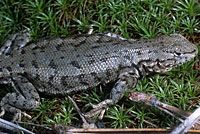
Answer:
[16,121,51,130]
[129,91,190,120]
[170,106,200,134]
[157,102,191,118]
[0,118,34,134]
[130,113,158,128]
[68,96,96,128]
[67,96,87,124]
[155,105,184,122]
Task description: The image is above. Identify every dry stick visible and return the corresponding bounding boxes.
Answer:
[150,99,190,122]
[155,105,184,122]
[16,121,51,130]
[130,113,158,128]
[158,102,191,118]
[170,106,200,134]
[129,91,200,132]
[67,96,88,125]
[151,99,200,127]
[129,91,191,121]
[68,96,97,129]
[0,118,34,134]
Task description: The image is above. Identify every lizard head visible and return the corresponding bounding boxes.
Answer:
[143,34,198,73]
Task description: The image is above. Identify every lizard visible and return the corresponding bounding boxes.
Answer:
[0,30,198,122]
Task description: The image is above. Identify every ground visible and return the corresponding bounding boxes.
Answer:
[0,0,200,133]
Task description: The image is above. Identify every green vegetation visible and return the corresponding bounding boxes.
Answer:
[0,0,200,131]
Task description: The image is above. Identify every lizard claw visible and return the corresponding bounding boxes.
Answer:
[0,108,5,117]
[12,112,32,122]
[22,112,32,119]
[12,112,22,122]
[0,107,32,122]
[0,107,22,122]
[89,102,101,109]
[84,102,108,120]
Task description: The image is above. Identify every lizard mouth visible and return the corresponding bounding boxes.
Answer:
[153,51,197,73]
[174,50,197,66]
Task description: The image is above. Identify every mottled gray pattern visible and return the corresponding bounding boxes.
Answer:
[0,31,198,121]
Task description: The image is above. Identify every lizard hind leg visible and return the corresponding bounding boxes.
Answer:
[0,30,30,55]
[84,68,138,120]
[0,76,40,122]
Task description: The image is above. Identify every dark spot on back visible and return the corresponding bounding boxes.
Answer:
[49,75,54,81]
[105,52,109,55]
[96,76,102,82]
[55,42,63,51]
[91,72,97,76]
[85,54,93,58]
[100,58,107,62]
[112,43,119,46]
[40,46,45,50]
[70,61,81,69]
[35,74,40,80]
[21,49,26,54]
[106,69,112,77]
[47,81,53,86]
[49,60,57,69]
[5,53,13,57]
[55,88,60,91]
[6,66,12,72]
[72,43,81,47]
[32,52,36,55]
[32,60,39,68]
[19,64,25,67]
[80,81,89,86]
[88,59,95,64]
[32,46,40,50]
[77,74,85,79]
[148,50,153,54]
[124,55,130,60]
[79,40,86,45]
[92,45,101,49]
[96,38,104,43]
[72,34,85,39]
[153,50,158,53]
[61,76,69,86]
[137,51,142,55]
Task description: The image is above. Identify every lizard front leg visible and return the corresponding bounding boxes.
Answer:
[0,76,40,121]
[85,67,139,119]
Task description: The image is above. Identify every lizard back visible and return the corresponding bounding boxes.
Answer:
[0,33,197,95]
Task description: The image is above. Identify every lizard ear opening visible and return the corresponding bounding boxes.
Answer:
[0,30,30,55]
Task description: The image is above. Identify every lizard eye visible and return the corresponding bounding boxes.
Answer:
[174,52,181,56]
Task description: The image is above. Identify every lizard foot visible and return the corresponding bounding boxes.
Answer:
[84,99,113,120]
[0,107,31,122]
[12,112,32,122]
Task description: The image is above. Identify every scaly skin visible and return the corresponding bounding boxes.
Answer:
[0,31,198,121]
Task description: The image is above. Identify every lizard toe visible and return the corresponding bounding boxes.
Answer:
[12,112,32,122]
[12,112,22,122]
[84,105,108,120]
[0,108,5,117]
[22,112,32,120]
